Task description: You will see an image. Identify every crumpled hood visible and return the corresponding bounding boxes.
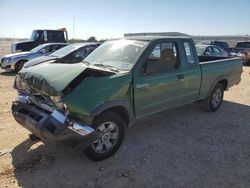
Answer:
[18,63,114,96]
[4,51,34,58]
[23,56,57,68]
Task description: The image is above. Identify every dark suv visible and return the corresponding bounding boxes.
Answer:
[11,28,68,53]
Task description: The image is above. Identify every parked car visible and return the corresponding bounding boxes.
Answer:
[210,41,230,52]
[1,43,68,72]
[230,42,250,65]
[23,43,100,68]
[12,37,242,161]
[196,44,229,57]
[11,28,68,53]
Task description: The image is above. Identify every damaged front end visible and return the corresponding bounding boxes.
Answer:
[11,63,115,148]
[12,92,99,148]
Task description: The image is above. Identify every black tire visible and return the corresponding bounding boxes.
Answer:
[15,60,27,72]
[247,60,250,66]
[203,83,224,112]
[85,111,126,161]
[243,60,250,66]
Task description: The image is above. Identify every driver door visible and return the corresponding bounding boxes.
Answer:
[134,40,185,118]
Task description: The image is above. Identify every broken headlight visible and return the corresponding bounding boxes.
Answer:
[51,96,69,115]
[14,76,27,91]
[4,57,11,64]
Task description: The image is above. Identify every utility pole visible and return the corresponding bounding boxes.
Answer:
[73,16,75,39]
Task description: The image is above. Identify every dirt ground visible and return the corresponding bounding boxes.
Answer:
[0,54,250,187]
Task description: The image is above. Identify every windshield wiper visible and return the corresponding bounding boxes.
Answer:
[93,63,119,72]
[49,54,58,57]
[81,60,90,66]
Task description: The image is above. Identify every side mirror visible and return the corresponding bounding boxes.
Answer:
[205,51,211,55]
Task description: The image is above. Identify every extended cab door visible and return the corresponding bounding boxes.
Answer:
[180,40,202,104]
[133,39,202,119]
[133,40,186,118]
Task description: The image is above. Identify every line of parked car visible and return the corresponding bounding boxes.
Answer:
[0,28,100,72]
[196,40,250,65]
[1,36,249,74]
[1,42,100,72]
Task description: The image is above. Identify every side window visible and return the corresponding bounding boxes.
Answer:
[76,47,85,58]
[51,45,59,52]
[40,31,48,42]
[85,46,96,56]
[47,31,64,41]
[184,42,195,65]
[39,46,50,53]
[213,47,221,54]
[44,31,48,42]
[56,44,66,51]
[204,47,212,55]
[142,42,179,75]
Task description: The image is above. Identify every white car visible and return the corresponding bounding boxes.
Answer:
[0,43,68,72]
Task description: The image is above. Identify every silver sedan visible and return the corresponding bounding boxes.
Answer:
[0,43,68,72]
[196,44,229,57]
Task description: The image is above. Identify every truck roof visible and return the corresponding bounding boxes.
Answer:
[34,29,65,31]
[124,35,192,41]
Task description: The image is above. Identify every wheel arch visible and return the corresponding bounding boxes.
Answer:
[14,59,28,72]
[91,100,135,127]
[207,77,228,98]
[16,59,28,64]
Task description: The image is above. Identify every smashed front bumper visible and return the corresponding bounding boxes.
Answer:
[12,95,99,149]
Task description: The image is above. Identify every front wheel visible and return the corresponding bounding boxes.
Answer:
[15,60,27,72]
[85,111,126,161]
[203,83,224,112]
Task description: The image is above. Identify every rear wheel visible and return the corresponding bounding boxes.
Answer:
[85,111,126,161]
[15,60,27,72]
[203,83,224,112]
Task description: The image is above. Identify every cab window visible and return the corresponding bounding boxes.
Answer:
[142,42,179,75]
[184,42,195,66]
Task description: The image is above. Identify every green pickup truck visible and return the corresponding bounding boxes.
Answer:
[12,36,242,161]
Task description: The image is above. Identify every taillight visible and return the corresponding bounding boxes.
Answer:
[242,51,248,61]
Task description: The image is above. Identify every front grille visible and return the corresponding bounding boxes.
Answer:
[18,108,43,121]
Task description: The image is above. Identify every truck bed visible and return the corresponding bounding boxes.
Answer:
[199,55,234,63]
[198,56,242,100]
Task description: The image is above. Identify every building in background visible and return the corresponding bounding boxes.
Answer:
[124,32,250,47]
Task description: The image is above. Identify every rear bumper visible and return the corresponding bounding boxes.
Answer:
[12,100,99,149]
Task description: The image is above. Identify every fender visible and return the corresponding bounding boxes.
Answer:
[91,99,136,127]
[206,76,228,98]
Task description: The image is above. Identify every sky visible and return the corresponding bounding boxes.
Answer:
[0,0,249,40]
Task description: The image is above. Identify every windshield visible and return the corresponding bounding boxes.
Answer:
[30,30,39,41]
[196,45,206,55]
[84,39,149,71]
[49,44,81,58]
[236,42,250,48]
[30,44,47,53]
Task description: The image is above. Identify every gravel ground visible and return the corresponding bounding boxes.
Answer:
[0,64,249,188]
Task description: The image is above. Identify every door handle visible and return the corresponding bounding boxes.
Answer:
[177,74,184,80]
